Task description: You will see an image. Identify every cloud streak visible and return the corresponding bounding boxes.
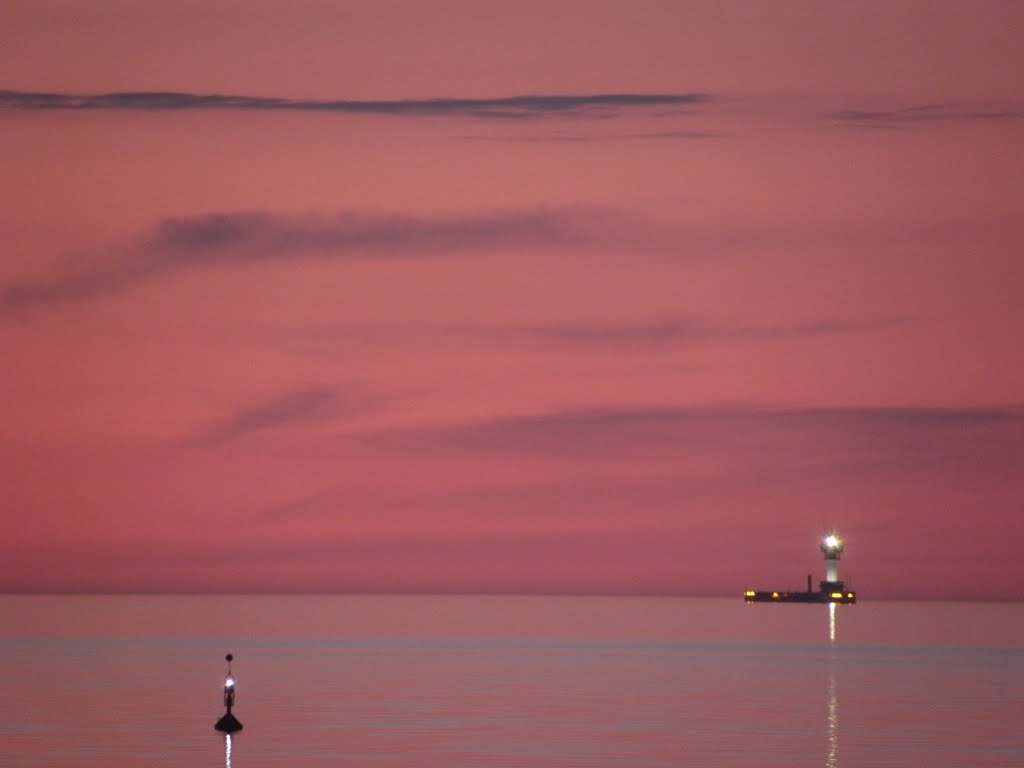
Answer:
[461,129,724,143]
[472,316,910,348]
[0,207,629,314]
[1,203,999,317]
[365,404,1024,464]
[0,89,710,119]
[195,386,340,445]
[830,103,1024,128]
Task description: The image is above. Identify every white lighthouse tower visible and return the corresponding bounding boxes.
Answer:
[820,533,844,588]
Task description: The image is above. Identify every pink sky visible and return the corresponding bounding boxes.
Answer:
[1,1,1022,599]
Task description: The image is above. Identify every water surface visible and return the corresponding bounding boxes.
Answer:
[1,595,1021,767]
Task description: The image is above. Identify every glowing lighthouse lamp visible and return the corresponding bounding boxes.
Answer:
[214,653,244,733]
[820,534,850,600]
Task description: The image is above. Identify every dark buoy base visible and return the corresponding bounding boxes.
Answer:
[215,713,244,732]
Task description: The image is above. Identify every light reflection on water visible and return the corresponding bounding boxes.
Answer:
[827,602,839,768]
[827,660,839,768]
[0,595,1021,768]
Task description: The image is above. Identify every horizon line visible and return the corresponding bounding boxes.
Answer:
[2,590,1020,603]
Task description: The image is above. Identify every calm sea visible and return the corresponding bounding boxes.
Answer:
[1,595,1021,767]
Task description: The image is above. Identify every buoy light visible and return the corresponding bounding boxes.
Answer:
[215,653,244,733]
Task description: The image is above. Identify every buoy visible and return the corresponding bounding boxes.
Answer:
[214,653,244,732]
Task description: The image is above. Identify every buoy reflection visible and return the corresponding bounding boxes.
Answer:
[224,732,232,768]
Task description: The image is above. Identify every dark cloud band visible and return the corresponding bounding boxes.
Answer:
[367,404,1024,459]
[474,316,910,347]
[0,89,710,118]
[830,103,1024,128]
[0,207,624,314]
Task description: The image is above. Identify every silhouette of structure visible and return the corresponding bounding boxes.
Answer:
[744,533,857,603]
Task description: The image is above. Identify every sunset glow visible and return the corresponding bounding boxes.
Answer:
[2,1,1023,599]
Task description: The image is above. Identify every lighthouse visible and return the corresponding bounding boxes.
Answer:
[743,533,856,603]
[820,533,844,590]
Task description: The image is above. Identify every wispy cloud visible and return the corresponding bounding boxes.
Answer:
[9,403,1023,595]
[471,316,910,348]
[0,207,630,315]
[830,103,1024,128]
[0,89,711,118]
[365,404,1024,464]
[194,386,339,445]
[461,129,724,143]
[1,204,998,317]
